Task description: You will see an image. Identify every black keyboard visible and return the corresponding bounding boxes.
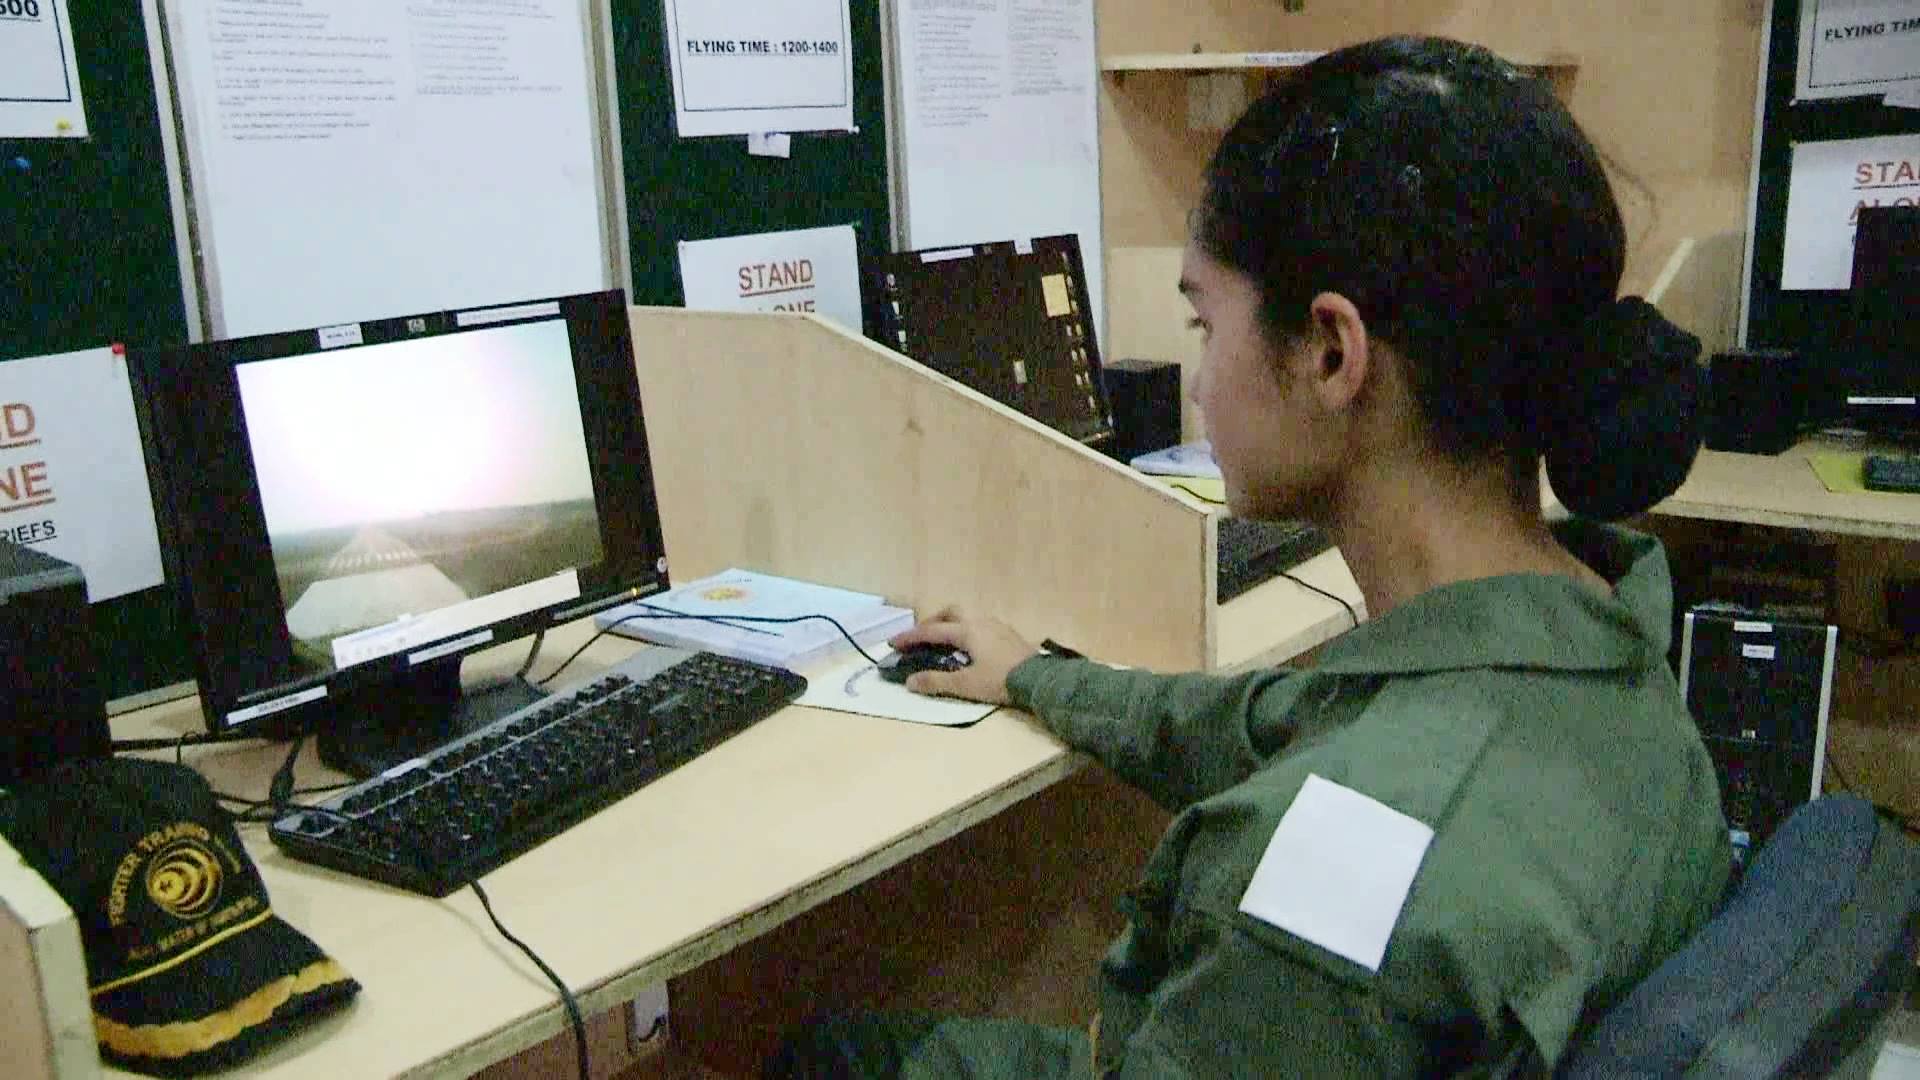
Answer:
[1864,453,1920,493]
[1216,517,1334,603]
[270,648,807,896]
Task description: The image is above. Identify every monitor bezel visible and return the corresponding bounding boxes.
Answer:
[130,289,669,739]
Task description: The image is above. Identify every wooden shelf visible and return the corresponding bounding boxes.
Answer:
[1102,50,1579,76]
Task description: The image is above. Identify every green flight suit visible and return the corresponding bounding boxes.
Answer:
[768,522,1730,1079]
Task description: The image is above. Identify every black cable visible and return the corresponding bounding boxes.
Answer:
[271,800,592,1080]
[1168,481,1226,504]
[267,735,304,807]
[470,880,590,1080]
[112,729,266,753]
[1280,570,1361,631]
[537,609,883,686]
[513,627,547,681]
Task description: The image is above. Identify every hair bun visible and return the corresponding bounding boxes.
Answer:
[1545,297,1704,521]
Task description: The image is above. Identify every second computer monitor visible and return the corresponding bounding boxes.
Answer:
[864,235,1114,447]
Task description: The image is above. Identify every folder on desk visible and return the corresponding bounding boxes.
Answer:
[1131,440,1220,479]
[595,568,914,672]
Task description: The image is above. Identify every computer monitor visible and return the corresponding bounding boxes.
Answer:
[130,291,670,776]
[1832,205,1919,438]
[863,235,1114,447]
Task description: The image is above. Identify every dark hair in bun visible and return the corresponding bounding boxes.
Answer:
[1194,35,1702,520]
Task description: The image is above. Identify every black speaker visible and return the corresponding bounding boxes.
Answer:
[1702,350,1817,455]
[1101,358,1183,463]
[0,541,109,785]
[1679,606,1835,868]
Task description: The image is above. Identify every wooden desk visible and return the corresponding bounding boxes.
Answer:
[53,559,1348,1080]
[85,622,1078,1079]
[1213,547,1363,672]
[1654,440,1920,542]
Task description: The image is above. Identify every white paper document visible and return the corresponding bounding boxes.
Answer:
[677,225,864,332]
[596,568,912,672]
[892,0,1105,337]
[796,647,998,728]
[0,347,164,601]
[0,0,87,138]
[1238,774,1435,973]
[1795,0,1920,102]
[166,0,606,337]
[662,0,854,136]
[1781,133,1920,290]
[1130,441,1221,479]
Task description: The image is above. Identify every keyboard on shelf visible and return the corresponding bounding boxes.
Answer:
[1216,516,1335,603]
[270,648,807,897]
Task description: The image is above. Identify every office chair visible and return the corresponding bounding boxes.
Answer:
[1554,794,1920,1079]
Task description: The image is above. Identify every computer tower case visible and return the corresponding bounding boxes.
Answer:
[1102,358,1183,464]
[0,541,109,784]
[1679,606,1835,867]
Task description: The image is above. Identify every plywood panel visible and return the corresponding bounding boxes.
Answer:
[1104,245,1205,442]
[627,308,1215,673]
[1659,443,1920,542]
[1646,232,1747,355]
[1094,2,1764,292]
[0,835,97,1080]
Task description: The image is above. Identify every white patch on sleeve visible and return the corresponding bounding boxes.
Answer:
[1237,773,1435,972]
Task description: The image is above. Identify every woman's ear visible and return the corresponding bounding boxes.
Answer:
[1306,292,1370,411]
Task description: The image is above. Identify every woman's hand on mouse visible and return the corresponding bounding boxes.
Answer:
[888,607,1041,704]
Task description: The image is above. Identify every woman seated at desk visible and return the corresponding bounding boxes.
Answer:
[769,35,1730,1079]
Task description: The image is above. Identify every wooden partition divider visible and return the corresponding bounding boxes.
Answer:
[1645,231,1745,357]
[626,307,1365,675]
[627,307,1221,673]
[0,836,96,1080]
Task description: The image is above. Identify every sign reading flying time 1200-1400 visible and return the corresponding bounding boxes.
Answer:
[684,38,842,57]
[662,0,855,137]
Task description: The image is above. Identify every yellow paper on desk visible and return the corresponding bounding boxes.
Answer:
[1158,476,1226,504]
[1808,453,1869,495]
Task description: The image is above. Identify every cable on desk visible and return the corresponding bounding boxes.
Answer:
[471,880,589,1080]
[536,609,884,686]
[1168,481,1226,505]
[279,802,593,1080]
[1280,571,1360,632]
[110,729,266,754]
[513,627,547,680]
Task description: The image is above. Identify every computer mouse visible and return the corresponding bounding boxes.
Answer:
[877,644,972,683]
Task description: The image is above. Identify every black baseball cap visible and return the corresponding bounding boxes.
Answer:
[0,757,359,1076]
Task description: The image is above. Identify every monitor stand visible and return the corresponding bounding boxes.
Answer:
[314,655,544,779]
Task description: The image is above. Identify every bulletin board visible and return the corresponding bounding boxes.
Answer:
[0,7,194,706]
[1744,0,1920,349]
[608,0,893,308]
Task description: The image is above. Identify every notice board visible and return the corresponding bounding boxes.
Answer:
[609,0,893,309]
[0,6,192,705]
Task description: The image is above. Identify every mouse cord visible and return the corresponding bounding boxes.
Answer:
[282,805,591,1080]
[1279,571,1360,631]
[536,610,883,686]
[512,628,547,680]
[472,879,590,1080]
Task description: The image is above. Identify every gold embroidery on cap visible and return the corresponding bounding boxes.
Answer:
[147,839,223,920]
[94,958,353,1060]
